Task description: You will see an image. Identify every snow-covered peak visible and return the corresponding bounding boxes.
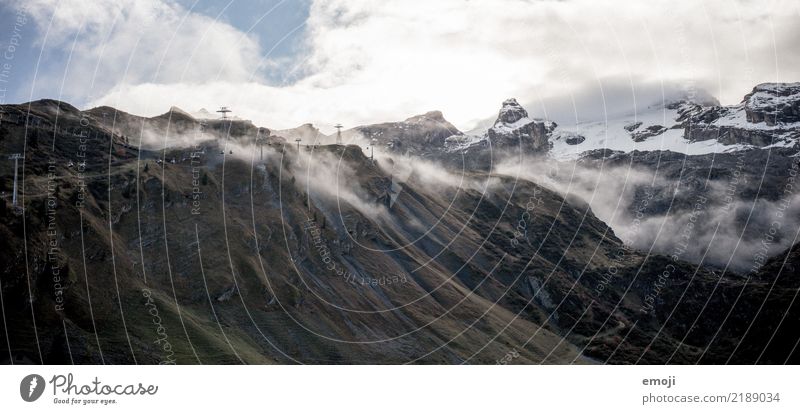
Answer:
[495,98,529,126]
[744,83,800,125]
[483,99,554,152]
[548,104,750,160]
[748,82,800,95]
[548,84,800,160]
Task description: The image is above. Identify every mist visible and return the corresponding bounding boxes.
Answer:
[494,156,800,273]
[147,118,799,275]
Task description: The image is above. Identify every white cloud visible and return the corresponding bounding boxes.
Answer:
[19,0,800,132]
[21,0,262,102]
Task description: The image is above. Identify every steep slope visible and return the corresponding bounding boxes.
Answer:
[0,110,593,363]
[2,98,798,364]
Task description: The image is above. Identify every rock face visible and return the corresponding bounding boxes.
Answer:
[433,99,559,170]
[681,83,800,146]
[356,110,462,156]
[496,98,529,124]
[623,121,643,132]
[631,125,667,142]
[744,83,800,125]
[564,134,585,145]
[685,124,778,146]
[486,98,555,152]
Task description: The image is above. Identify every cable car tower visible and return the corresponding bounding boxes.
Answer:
[256,130,266,161]
[217,106,232,119]
[8,153,22,209]
[369,138,377,162]
[334,124,343,144]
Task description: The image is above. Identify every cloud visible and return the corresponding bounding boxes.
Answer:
[494,156,800,273]
[16,0,800,132]
[20,0,263,102]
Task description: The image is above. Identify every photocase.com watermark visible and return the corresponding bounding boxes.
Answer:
[46,159,65,312]
[595,187,655,299]
[19,373,158,405]
[746,156,799,275]
[509,188,545,248]
[142,288,177,364]
[19,374,45,402]
[639,194,708,315]
[0,6,27,105]
[189,142,204,215]
[73,115,91,209]
[496,348,520,365]
[304,218,408,288]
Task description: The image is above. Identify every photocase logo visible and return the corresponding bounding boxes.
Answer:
[20,374,45,402]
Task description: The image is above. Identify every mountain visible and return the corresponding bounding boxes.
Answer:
[1,84,799,364]
[365,83,799,170]
[0,114,606,363]
[486,98,555,152]
[549,83,800,159]
[348,110,462,157]
[682,83,800,146]
[82,105,268,149]
[272,123,327,145]
[743,82,800,125]
[348,99,561,171]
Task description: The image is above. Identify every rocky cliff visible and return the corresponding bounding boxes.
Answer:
[486,98,555,152]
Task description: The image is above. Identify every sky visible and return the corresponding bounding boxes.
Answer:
[1,0,799,132]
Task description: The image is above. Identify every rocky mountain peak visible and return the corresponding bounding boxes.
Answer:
[167,106,194,118]
[744,82,800,125]
[405,110,446,123]
[152,106,196,123]
[485,99,553,153]
[496,98,529,125]
[23,99,81,116]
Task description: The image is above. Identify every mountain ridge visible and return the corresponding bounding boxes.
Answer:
[1,96,799,363]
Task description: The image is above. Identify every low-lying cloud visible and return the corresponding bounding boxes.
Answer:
[495,156,800,273]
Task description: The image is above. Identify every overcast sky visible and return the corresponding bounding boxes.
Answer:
[1,0,799,131]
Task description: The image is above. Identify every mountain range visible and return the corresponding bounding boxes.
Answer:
[0,83,798,364]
